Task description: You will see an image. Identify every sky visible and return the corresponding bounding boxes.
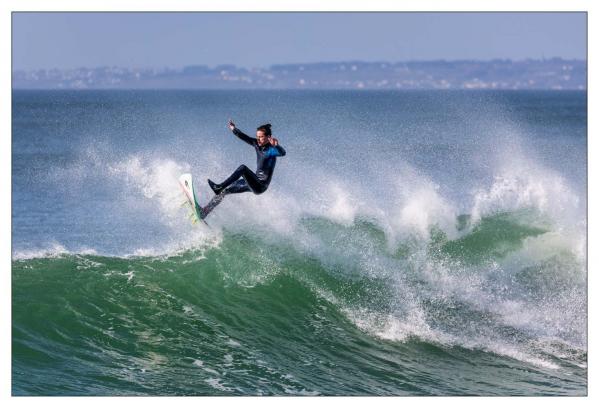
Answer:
[12,12,587,71]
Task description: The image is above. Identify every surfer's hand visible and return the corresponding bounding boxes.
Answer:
[269,137,279,146]
[228,119,235,131]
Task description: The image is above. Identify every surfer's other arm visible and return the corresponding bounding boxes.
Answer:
[228,119,256,145]
[267,137,286,156]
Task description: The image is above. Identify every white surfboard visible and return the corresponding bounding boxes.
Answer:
[178,173,207,225]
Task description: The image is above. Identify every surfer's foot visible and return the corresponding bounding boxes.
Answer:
[208,179,223,195]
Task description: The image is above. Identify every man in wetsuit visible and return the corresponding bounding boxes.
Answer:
[200,119,286,218]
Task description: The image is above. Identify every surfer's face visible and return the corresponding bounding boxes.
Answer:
[256,130,269,146]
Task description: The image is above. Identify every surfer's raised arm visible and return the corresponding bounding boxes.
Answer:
[228,119,256,145]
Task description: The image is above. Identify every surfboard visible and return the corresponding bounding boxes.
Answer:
[178,173,208,225]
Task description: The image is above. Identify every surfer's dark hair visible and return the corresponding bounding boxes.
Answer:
[257,123,272,136]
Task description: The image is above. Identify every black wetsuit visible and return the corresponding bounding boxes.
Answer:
[201,127,286,218]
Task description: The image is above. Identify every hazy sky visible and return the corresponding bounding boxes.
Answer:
[12,12,587,70]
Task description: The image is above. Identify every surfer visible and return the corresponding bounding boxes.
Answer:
[201,120,286,218]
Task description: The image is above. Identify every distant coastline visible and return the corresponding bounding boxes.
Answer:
[12,58,586,90]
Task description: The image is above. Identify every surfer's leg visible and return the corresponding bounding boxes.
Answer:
[239,168,267,194]
[201,194,225,218]
[211,165,265,195]
[210,165,248,193]
[224,179,252,194]
[201,180,251,218]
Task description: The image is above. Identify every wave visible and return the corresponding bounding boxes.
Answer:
[13,203,587,394]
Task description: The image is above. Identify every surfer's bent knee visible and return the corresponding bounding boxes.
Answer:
[252,185,268,195]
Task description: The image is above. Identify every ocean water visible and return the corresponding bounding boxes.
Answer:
[12,90,587,395]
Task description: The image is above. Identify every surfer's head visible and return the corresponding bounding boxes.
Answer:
[256,123,272,146]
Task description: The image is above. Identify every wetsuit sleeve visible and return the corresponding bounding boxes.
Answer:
[232,128,257,146]
[265,145,286,157]
[273,145,286,157]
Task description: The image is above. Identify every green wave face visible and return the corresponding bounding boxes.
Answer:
[12,211,587,396]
